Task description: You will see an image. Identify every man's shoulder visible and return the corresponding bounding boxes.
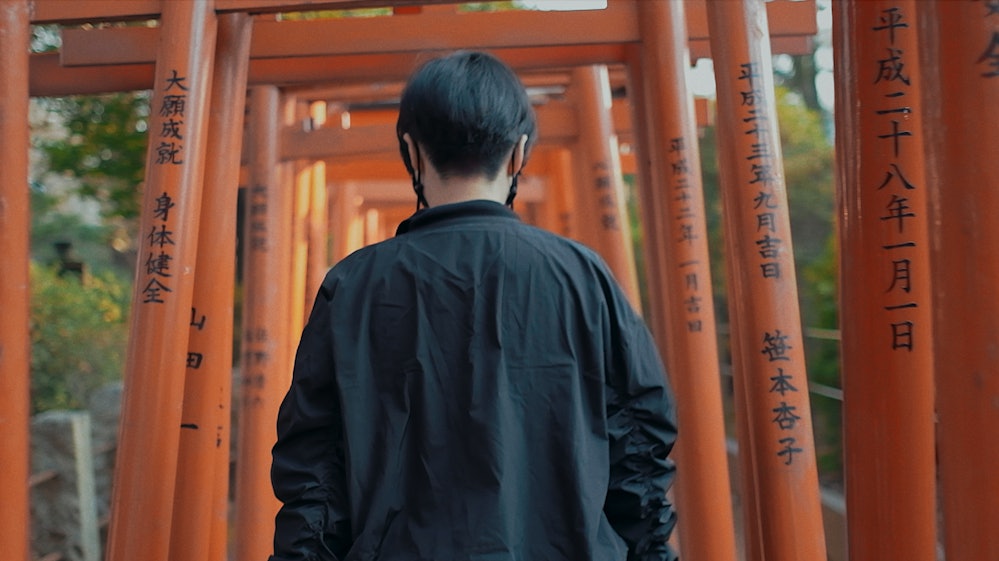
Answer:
[319,237,401,290]
[518,224,615,273]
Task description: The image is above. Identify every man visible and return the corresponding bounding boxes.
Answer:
[270,51,678,561]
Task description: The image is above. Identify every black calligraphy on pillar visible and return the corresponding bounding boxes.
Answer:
[738,62,784,280]
[761,330,808,464]
[187,352,204,369]
[871,7,922,351]
[141,192,176,304]
[242,328,271,407]
[669,137,704,333]
[978,0,999,77]
[592,162,620,231]
[249,184,269,251]
[190,307,207,330]
[186,307,208,370]
[155,70,189,165]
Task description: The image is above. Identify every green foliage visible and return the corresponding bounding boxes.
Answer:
[459,1,520,11]
[276,8,392,19]
[30,183,129,274]
[29,263,131,413]
[37,92,150,221]
[774,86,835,269]
[801,236,842,482]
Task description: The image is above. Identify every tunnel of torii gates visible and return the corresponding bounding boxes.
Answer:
[0,0,996,560]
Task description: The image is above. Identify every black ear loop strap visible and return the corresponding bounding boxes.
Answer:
[411,144,430,211]
[505,151,519,209]
[506,174,519,209]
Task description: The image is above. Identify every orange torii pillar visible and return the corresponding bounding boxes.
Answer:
[287,97,310,339]
[568,65,641,309]
[330,180,365,264]
[832,2,937,560]
[0,2,31,561]
[528,146,576,238]
[630,1,738,560]
[169,13,251,561]
[924,2,999,558]
[289,100,331,327]
[307,103,329,305]
[235,85,294,561]
[706,1,827,560]
[106,3,217,561]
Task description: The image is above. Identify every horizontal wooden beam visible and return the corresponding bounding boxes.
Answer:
[281,99,580,161]
[57,1,814,67]
[28,0,454,24]
[33,0,816,42]
[59,3,641,66]
[31,44,628,96]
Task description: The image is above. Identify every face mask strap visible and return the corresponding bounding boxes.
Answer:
[411,144,430,211]
[505,173,519,209]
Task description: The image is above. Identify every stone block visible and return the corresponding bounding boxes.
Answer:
[30,410,101,561]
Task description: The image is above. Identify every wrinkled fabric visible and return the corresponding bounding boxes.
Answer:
[270,200,678,561]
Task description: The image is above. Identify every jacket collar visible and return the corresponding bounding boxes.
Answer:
[395,200,520,236]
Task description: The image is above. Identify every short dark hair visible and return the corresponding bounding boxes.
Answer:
[397,51,537,179]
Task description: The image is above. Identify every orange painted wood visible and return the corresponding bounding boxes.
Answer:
[234,85,294,561]
[28,0,454,24]
[833,3,937,561]
[168,13,251,561]
[0,2,32,560]
[306,102,330,306]
[633,2,737,560]
[105,2,218,561]
[33,0,815,42]
[924,1,999,558]
[330,181,364,263]
[291,159,311,333]
[568,65,641,310]
[281,102,577,162]
[622,44,666,331]
[705,1,827,559]
[57,4,639,66]
[31,45,630,96]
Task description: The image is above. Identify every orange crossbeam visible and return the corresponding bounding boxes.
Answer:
[30,45,630,97]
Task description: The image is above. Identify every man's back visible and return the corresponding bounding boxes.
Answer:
[271,201,678,561]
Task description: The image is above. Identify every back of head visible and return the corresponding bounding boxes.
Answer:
[397,51,537,180]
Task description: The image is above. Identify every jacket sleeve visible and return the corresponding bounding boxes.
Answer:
[603,291,679,561]
[270,284,352,561]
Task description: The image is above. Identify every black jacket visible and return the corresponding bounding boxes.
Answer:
[270,200,678,561]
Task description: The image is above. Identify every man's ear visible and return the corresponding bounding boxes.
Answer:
[511,134,529,176]
[403,133,421,176]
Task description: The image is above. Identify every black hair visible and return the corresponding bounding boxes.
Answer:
[396,51,537,181]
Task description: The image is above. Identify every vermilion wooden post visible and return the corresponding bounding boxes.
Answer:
[568,65,641,309]
[923,2,999,558]
[106,2,217,561]
[549,148,578,239]
[292,161,311,327]
[633,2,737,560]
[622,47,666,335]
[705,1,827,559]
[169,12,251,561]
[234,85,294,561]
[527,147,572,237]
[331,180,363,263]
[0,2,31,560]
[832,3,937,560]
[306,102,329,303]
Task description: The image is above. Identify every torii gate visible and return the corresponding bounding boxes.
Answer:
[2,2,997,561]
